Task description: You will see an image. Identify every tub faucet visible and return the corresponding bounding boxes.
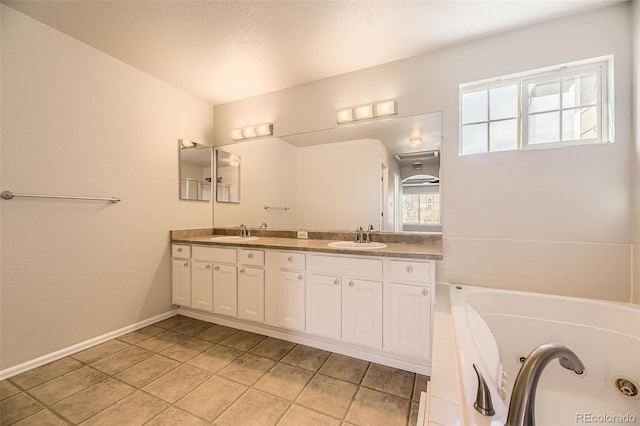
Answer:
[506,343,585,426]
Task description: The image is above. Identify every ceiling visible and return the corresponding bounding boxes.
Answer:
[3,0,622,106]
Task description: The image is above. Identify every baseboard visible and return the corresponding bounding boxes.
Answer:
[0,309,179,380]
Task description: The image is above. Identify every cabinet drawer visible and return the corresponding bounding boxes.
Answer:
[239,249,265,267]
[172,244,191,259]
[278,252,306,271]
[192,246,237,263]
[389,260,431,284]
[311,255,382,280]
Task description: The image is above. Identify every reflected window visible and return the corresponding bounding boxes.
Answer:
[402,175,440,232]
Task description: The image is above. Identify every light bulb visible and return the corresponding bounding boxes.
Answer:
[337,108,354,124]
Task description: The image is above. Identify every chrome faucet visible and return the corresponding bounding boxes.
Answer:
[506,343,585,426]
[238,224,247,238]
[354,226,364,243]
[364,224,374,243]
[259,222,268,229]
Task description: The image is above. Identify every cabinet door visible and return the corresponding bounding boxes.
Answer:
[238,267,265,323]
[172,259,191,306]
[306,275,341,339]
[342,278,382,348]
[212,264,237,317]
[276,270,306,331]
[191,261,213,311]
[385,283,431,358]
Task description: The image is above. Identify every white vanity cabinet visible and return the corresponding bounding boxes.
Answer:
[191,261,213,311]
[171,245,191,306]
[273,252,307,331]
[237,249,265,323]
[306,274,342,339]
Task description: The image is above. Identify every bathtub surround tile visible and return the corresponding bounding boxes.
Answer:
[71,339,130,364]
[9,358,83,390]
[345,387,410,426]
[248,337,296,360]
[214,389,289,426]
[218,353,276,386]
[427,395,460,426]
[362,363,415,399]
[117,325,165,345]
[431,360,457,382]
[90,346,154,375]
[175,376,246,421]
[135,330,189,353]
[186,344,243,373]
[195,324,238,343]
[29,366,107,405]
[51,378,134,423]
[0,380,20,400]
[144,407,207,426]
[153,315,194,330]
[81,391,168,426]
[253,362,314,401]
[281,344,330,371]
[278,405,341,426]
[430,376,459,403]
[0,393,43,425]
[114,355,180,388]
[143,364,211,403]
[318,353,369,384]
[296,374,358,418]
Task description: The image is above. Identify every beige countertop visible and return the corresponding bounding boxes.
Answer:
[171,231,443,260]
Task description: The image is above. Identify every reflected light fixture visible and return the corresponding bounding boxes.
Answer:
[231,122,273,141]
[336,99,397,124]
[229,157,240,167]
[408,136,425,149]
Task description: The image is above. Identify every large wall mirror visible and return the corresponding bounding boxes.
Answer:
[216,149,241,203]
[179,139,212,201]
[212,112,441,233]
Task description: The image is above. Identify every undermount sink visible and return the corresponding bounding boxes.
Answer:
[327,241,387,250]
[210,236,259,242]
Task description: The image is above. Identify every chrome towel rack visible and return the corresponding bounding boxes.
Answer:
[1,190,121,203]
[264,205,289,211]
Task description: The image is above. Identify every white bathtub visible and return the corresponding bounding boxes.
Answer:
[448,285,640,426]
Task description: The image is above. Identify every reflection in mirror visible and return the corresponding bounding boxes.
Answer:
[216,149,241,203]
[213,112,441,232]
[179,139,212,201]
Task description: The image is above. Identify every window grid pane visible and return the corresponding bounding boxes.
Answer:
[402,193,440,225]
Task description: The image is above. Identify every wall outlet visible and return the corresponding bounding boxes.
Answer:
[297,231,308,239]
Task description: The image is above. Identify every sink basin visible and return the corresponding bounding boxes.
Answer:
[210,236,259,242]
[327,241,387,250]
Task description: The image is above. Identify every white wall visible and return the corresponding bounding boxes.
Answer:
[0,6,214,370]
[213,3,634,302]
[214,138,297,229]
[297,139,382,230]
[633,1,640,305]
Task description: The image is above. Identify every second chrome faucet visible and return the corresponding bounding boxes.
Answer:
[354,224,375,243]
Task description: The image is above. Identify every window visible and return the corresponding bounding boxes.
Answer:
[459,57,612,155]
[403,193,440,225]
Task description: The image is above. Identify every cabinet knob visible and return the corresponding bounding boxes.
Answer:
[298,274,304,280]
[422,289,429,296]
[348,281,354,287]
[205,264,211,269]
[177,247,183,252]
[288,256,294,262]
[248,253,254,259]
[240,268,245,274]
[214,266,220,271]
[183,262,189,267]
[406,265,414,273]
[333,278,340,285]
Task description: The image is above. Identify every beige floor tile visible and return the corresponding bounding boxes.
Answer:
[9,358,83,390]
[143,365,211,403]
[153,315,193,330]
[0,393,43,426]
[254,363,313,401]
[319,354,369,384]
[171,319,213,336]
[29,366,107,405]
[115,355,179,388]
[409,401,419,426]
[186,344,242,373]
[281,345,330,371]
[218,353,276,386]
[51,378,134,424]
[219,330,266,351]
[362,363,415,399]
[159,337,213,362]
[249,337,296,361]
[296,374,358,419]
[13,409,68,426]
[278,404,341,426]
[90,346,153,375]
[175,376,246,421]
[413,374,429,402]
[215,389,289,426]
[145,407,206,426]
[194,324,238,343]
[0,380,20,401]
[135,331,188,353]
[71,340,129,364]
[117,326,165,345]
[81,391,167,426]
[345,387,410,426]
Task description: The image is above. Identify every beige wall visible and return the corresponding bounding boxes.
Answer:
[214,3,634,302]
[0,6,214,369]
[633,1,640,304]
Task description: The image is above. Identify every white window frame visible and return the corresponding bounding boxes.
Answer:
[459,56,613,155]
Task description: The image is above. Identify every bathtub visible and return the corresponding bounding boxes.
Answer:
[448,285,640,426]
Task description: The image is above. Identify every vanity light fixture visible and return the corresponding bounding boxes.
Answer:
[179,139,196,148]
[231,123,273,141]
[336,99,397,124]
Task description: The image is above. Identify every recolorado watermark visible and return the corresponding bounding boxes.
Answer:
[576,413,637,424]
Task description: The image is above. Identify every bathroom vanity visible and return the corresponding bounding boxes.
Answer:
[170,228,442,374]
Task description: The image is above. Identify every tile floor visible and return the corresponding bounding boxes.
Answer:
[0,315,429,426]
